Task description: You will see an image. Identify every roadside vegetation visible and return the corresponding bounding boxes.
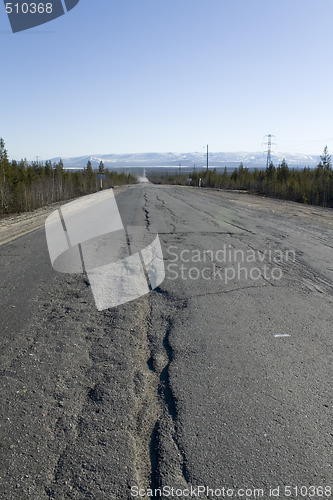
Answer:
[0,139,137,217]
[149,146,333,208]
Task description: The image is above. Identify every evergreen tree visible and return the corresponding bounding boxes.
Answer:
[0,137,8,162]
[0,138,10,214]
[98,161,105,174]
[320,145,331,170]
[277,159,289,183]
[86,160,93,173]
[266,161,276,179]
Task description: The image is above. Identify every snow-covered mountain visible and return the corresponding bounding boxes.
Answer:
[50,151,321,170]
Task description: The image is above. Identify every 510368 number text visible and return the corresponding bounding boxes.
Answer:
[5,3,53,14]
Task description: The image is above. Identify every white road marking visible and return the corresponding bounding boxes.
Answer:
[274,334,291,337]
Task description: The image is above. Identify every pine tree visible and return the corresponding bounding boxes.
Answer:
[0,138,10,214]
[85,160,95,192]
[320,145,331,170]
[277,159,289,183]
[0,138,8,162]
[266,161,276,179]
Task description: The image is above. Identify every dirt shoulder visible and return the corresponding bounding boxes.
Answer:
[0,186,130,247]
[202,187,333,226]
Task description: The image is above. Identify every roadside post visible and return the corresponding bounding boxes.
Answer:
[97,174,105,190]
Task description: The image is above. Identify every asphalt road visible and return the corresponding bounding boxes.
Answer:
[1,184,332,499]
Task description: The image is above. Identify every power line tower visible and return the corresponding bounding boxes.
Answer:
[264,134,276,169]
[201,144,209,170]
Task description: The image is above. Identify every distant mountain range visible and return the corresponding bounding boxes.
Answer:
[51,152,321,170]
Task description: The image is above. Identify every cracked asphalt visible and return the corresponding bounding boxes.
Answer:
[0,184,332,499]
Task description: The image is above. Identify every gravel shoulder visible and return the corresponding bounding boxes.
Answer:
[196,187,333,224]
[0,186,130,247]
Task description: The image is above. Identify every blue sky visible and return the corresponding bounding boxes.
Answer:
[1,0,333,160]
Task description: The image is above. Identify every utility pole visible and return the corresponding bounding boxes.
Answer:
[266,135,272,169]
[264,134,276,169]
[179,163,181,176]
[206,144,209,171]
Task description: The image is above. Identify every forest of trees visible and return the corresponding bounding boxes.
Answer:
[0,139,137,216]
[2,137,332,215]
[149,146,333,208]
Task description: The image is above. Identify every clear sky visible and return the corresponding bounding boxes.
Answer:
[1,0,333,160]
